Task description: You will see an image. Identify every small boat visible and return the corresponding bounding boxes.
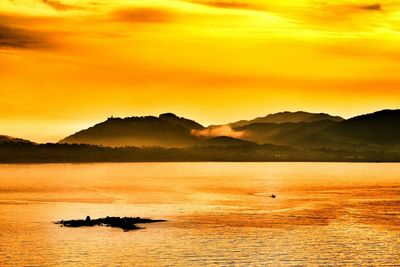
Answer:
[270,194,276,198]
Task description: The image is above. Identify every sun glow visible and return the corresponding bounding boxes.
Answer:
[1,0,400,142]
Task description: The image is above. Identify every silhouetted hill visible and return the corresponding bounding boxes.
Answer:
[60,114,204,148]
[320,109,400,150]
[159,113,204,130]
[230,111,344,128]
[234,120,339,147]
[235,109,400,151]
[50,109,400,153]
[1,109,400,162]
[0,135,34,144]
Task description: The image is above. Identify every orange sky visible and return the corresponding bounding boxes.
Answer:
[1,0,400,142]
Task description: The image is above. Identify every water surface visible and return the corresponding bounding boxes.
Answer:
[0,163,399,266]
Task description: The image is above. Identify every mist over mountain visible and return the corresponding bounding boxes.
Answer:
[1,109,399,162]
[58,110,400,153]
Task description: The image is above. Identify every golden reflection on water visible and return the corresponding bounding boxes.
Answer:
[0,163,399,266]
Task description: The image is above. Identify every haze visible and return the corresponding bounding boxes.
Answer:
[1,0,400,142]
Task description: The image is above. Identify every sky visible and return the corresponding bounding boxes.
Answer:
[1,0,400,142]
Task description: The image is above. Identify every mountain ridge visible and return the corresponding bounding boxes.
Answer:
[0,135,34,144]
[229,111,344,128]
[57,109,400,151]
[59,114,203,148]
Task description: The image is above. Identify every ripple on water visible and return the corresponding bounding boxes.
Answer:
[0,163,400,266]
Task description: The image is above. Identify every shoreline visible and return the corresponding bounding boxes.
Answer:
[0,160,399,164]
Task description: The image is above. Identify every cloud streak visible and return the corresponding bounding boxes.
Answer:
[187,0,265,11]
[40,0,82,11]
[111,7,174,23]
[358,3,382,11]
[192,125,245,139]
[0,23,50,49]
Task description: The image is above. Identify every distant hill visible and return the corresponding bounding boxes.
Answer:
[1,109,400,162]
[320,109,400,150]
[60,113,204,148]
[58,109,400,152]
[230,111,344,128]
[0,135,33,144]
[159,113,204,130]
[234,120,339,147]
[235,109,400,151]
